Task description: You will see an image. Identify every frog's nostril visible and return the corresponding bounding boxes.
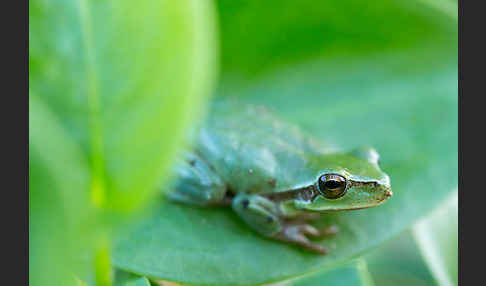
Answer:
[385,189,393,197]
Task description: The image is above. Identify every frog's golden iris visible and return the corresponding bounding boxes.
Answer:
[318,174,347,199]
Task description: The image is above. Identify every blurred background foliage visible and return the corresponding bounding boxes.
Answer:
[29,0,457,285]
[30,0,218,285]
[216,0,455,76]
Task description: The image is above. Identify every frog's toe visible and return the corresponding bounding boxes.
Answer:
[298,224,320,237]
[319,225,339,237]
[299,224,338,238]
[276,225,329,255]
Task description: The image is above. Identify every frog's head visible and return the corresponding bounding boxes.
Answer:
[298,147,392,212]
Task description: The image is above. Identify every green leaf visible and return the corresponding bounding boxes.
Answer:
[418,0,458,20]
[30,151,74,286]
[365,230,437,286]
[216,0,456,75]
[29,0,218,213]
[29,94,91,230]
[30,0,218,285]
[114,271,151,286]
[29,96,91,286]
[74,269,151,286]
[113,50,457,285]
[413,192,458,286]
[290,259,375,286]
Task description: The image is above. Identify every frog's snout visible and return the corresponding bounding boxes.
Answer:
[385,189,393,198]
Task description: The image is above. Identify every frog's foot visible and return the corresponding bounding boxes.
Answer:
[284,216,339,238]
[232,194,335,255]
[275,225,329,255]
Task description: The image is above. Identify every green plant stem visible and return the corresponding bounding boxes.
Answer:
[95,238,113,286]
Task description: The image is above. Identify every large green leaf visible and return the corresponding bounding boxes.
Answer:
[29,95,91,230]
[29,0,218,214]
[413,192,458,286]
[113,51,457,285]
[29,0,218,285]
[29,96,91,286]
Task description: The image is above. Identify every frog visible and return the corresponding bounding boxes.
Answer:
[168,101,392,255]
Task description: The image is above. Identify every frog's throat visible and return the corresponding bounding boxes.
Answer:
[261,185,318,203]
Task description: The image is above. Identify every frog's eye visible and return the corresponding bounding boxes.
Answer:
[318,174,347,199]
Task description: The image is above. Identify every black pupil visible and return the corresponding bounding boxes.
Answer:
[319,175,347,199]
[325,180,342,189]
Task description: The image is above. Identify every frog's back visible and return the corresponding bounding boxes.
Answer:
[193,100,336,195]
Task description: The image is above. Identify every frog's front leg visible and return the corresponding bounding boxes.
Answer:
[232,194,331,255]
[232,194,283,237]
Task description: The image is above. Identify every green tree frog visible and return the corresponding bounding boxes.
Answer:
[168,101,392,255]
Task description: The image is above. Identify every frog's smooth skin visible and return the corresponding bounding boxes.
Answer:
[169,103,392,255]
